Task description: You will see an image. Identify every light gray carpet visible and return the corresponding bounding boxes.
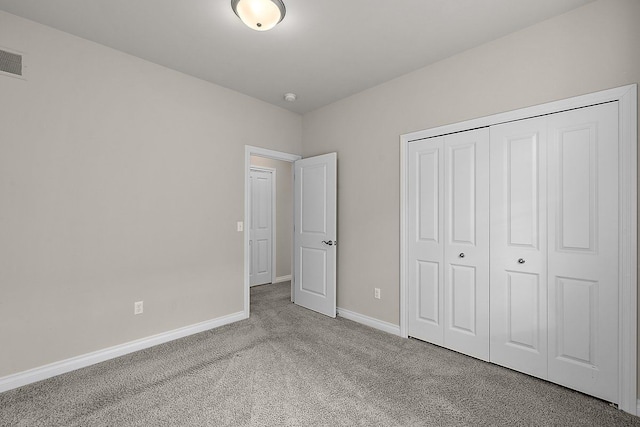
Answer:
[1,281,638,426]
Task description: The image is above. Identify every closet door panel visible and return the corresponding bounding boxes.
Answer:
[547,102,619,402]
[408,138,445,345]
[490,117,548,378]
[443,128,490,360]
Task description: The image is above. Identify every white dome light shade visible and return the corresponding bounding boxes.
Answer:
[231,0,286,31]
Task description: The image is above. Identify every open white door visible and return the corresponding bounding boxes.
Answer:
[294,153,337,318]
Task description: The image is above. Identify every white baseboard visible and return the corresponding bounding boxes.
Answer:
[273,275,292,284]
[0,311,246,393]
[337,307,401,337]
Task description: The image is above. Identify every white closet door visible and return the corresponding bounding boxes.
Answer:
[443,128,490,360]
[408,137,445,345]
[490,117,548,378]
[546,102,619,402]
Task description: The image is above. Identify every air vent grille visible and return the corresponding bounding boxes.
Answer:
[0,49,22,76]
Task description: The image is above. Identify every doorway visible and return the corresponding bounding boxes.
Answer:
[244,146,301,318]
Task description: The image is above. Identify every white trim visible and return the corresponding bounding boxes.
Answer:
[399,84,637,414]
[273,275,292,284]
[618,85,637,416]
[0,311,245,393]
[249,166,277,285]
[402,85,634,142]
[399,135,409,339]
[337,307,401,337]
[245,146,301,318]
[637,399,640,416]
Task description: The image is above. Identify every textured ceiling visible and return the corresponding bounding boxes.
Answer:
[0,0,595,114]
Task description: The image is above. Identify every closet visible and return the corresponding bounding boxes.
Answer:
[403,88,634,408]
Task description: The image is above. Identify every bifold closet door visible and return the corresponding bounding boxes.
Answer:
[546,102,619,402]
[443,129,490,360]
[490,102,620,400]
[408,128,489,359]
[408,137,445,346]
[489,116,548,379]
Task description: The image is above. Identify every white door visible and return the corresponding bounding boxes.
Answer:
[408,128,489,359]
[546,102,619,402]
[293,153,337,317]
[490,116,549,379]
[408,136,445,345]
[249,169,273,286]
[443,128,490,361]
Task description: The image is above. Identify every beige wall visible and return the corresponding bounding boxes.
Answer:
[302,0,639,388]
[250,156,293,280]
[0,11,302,377]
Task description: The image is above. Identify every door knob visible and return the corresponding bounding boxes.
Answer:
[322,240,336,246]
[518,258,525,264]
[459,253,465,258]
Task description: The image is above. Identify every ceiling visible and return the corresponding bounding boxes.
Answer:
[0,0,595,114]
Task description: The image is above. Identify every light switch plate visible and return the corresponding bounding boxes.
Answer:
[134,301,143,315]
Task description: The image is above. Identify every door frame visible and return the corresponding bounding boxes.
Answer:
[400,84,637,414]
[244,146,301,318]
[249,166,277,286]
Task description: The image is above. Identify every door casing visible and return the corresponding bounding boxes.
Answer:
[400,84,637,414]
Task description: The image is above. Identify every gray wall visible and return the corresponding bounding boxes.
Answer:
[0,11,302,377]
[301,0,639,390]
[250,156,293,280]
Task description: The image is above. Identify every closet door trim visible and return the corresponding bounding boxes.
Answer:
[400,84,636,414]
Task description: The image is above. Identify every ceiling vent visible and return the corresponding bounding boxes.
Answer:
[0,48,24,78]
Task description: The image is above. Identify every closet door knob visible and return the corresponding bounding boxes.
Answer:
[518,258,525,264]
[459,253,465,258]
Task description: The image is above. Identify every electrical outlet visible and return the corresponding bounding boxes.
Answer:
[374,288,381,299]
[237,221,243,232]
[134,301,143,315]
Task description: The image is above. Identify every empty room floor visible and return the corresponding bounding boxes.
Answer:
[1,282,638,426]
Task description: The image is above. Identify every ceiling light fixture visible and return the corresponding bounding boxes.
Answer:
[283,92,297,102]
[231,0,286,31]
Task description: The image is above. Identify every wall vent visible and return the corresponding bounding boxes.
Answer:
[0,48,24,78]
